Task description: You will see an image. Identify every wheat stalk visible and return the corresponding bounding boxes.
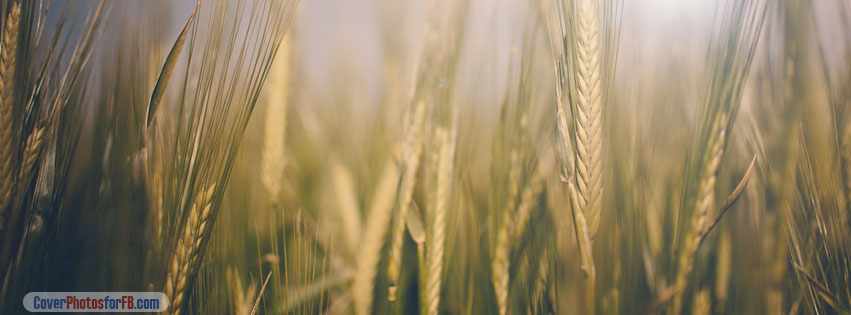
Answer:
[387,99,426,301]
[568,180,596,313]
[165,184,217,315]
[0,2,20,220]
[417,239,427,315]
[402,203,427,315]
[261,36,292,204]
[352,162,399,315]
[153,167,164,239]
[250,272,272,315]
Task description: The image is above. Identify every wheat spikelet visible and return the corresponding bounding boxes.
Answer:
[426,126,454,315]
[388,99,426,301]
[672,113,728,314]
[0,3,20,218]
[19,127,44,182]
[7,127,45,216]
[165,184,216,315]
[261,36,291,203]
[352,162,399,315]
[573,0,603,237]
[694,114,728,236]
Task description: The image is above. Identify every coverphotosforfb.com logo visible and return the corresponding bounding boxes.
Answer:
[23,292,168,312]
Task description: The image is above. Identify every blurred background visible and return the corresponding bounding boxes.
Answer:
[0,0,849,314]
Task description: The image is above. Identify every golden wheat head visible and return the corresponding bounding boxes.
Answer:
[573,0,604,238]
[0,2,21,219]
[165,184,216,315]
[261,36,292,203]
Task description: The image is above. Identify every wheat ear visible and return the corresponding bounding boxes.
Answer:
[387,99,426,301]
[227,267,257,315]
[9,127,45,213]
[492,151,520,315]
[492,166,545,315]
[352,162,399,315]
[0,3,20,219]
[425,126,454,315]
[569,3,603,310]
[672,113,728,314]
[513,173,545,242]
[492,206,511,315]
[261,36,291,203]
[573,0,603,237]
[165,184,217,315]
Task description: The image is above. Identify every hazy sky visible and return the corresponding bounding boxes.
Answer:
[152,0,847,113]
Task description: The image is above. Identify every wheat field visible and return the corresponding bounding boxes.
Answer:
[0,0,849,314]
